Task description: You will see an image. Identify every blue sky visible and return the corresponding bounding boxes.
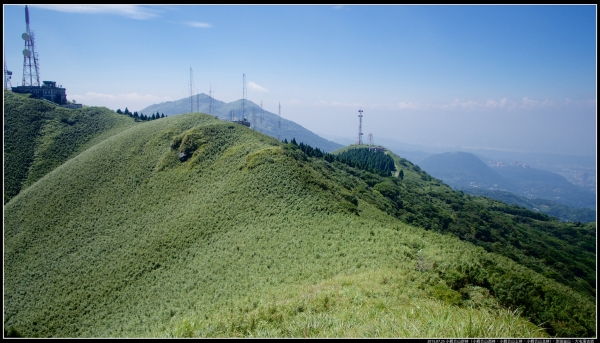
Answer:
[3,5,597,155]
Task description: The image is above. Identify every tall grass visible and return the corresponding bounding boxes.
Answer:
[4,111,595,337]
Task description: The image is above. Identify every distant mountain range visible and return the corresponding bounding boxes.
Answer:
[140,94,343,153]
[417,151,596,222]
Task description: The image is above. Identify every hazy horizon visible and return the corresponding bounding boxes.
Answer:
[3,4,596,156]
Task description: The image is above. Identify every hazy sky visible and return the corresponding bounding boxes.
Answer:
[3,5,596,155]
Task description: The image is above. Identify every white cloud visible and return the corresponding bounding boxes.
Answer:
[186,21,212,28]
[247,81,269,93]
[34,5,160,20]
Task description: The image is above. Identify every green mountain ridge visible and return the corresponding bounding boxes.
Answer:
[3,92,596,338]
[3,91,137,204]
[140,94,343,153]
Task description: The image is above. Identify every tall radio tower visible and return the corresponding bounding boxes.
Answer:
[21,5,40,87]
[368,133,373,150]
[260,101,264,124]
[357,109,364,145]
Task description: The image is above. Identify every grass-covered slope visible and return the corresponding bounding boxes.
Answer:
[3,90,136,204]
[140,95,343,152]
[332,145,596,299]
[4,114,596,338]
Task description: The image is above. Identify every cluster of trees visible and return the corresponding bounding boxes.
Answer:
[116,107,166,122]
[335,147,396,176]
[283,139,396,176]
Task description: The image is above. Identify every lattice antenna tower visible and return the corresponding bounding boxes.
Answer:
[196,88,199,114]
[260,101,264,124]
[4,48,13,90]
[189,68,194,113]
[278,102,281,141]
[368,133,373,150]
[242,74,247,120]
[357,109,364,145]
[21,5,40,87]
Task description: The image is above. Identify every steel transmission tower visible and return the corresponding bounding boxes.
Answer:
[357,109,364,145]
[21,5,40,87]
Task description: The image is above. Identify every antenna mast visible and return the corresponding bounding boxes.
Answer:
[196,89,199,113]
[4,48,13,90]
[368,133,373,150]
[260,101,263,124]
[21,5,40,87]
[278,102,281,141]
[357,109,364,145]
[189,68,194,113]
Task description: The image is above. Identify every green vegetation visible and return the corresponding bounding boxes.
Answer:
[3,90,136,203]
[326,144,596,299]
[116,107,166,122]
[3,95,596,337]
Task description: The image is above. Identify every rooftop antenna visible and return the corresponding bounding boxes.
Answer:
[242,74,247,120]
[189,67,194,113]
[357,109,364,145]
[278,102,281,141]
[21,5,40,87]
[4,48,13,90]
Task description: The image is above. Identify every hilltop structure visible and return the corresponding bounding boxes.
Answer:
[10,6,80,108]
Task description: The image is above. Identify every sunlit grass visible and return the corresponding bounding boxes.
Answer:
[4,109,595,338]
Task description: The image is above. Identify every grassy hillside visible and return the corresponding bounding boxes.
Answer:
[332,145,596,299]
[3,90,137,204]
[4,111,596,337]
[139,95,343,153]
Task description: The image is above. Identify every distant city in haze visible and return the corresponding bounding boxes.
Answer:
[3,4,596,156]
